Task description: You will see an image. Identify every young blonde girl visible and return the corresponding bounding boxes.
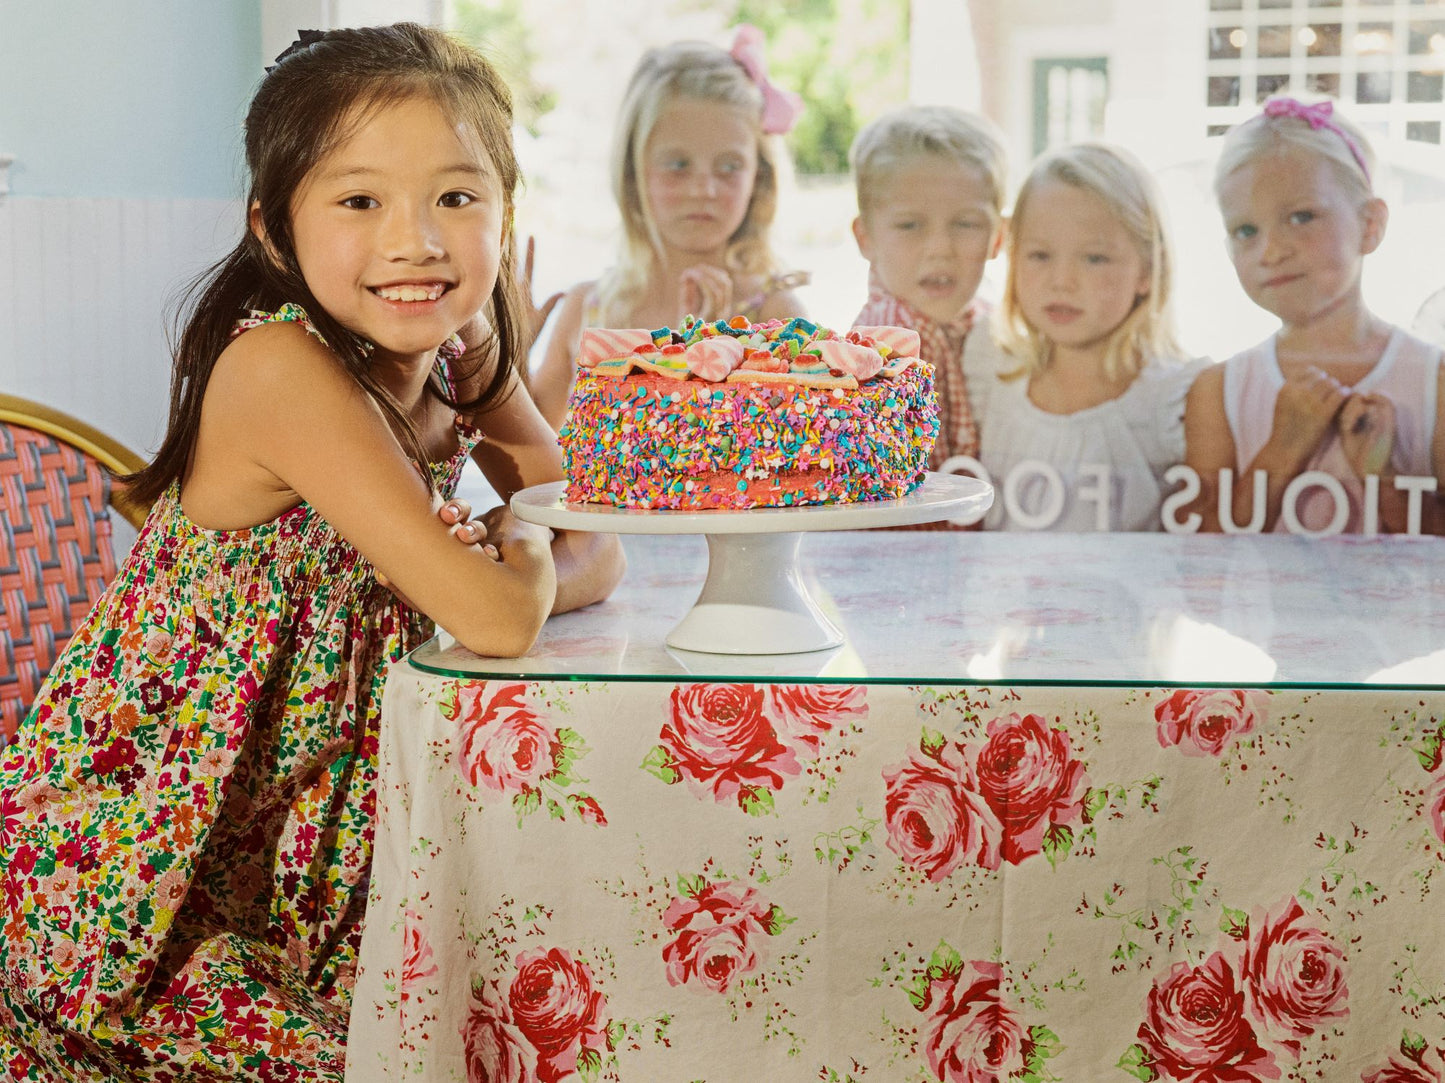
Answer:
[532,25,809,428]
[971,143,1204,531]
[1184,96,1445,534]
[0,24,621,1081]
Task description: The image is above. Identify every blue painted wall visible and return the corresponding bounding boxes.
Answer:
[0,0,262,199]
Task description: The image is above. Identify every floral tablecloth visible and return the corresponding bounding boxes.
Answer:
[347,672,1445,1083]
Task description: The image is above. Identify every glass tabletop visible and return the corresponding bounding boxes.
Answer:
[409,531,1445,688]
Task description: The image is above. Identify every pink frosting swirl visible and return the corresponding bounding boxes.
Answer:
[684,335,747,382]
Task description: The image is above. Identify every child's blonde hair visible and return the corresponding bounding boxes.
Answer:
[997,142,1181,382]
[596,38,786,322]
[1214,96,1375,204]
[849,104,1008,221]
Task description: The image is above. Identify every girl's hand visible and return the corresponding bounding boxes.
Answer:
[476,505,555,560]
[520,235,563,350]
[678,264,735,324]
[1338,392,1397,479]
[1272,366,1347,467]
[437,497,501,557]
[377,497,498,609]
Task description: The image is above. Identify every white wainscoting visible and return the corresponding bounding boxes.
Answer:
[0,195,240,457]
[0,196,239,555]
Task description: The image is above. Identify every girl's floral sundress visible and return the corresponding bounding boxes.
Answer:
[0,306,478,1081]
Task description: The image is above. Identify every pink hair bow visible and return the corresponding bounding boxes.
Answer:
[1261,97,1370,183]
[729,24,804,135]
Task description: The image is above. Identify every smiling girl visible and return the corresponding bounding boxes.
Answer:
[1184,96,1445,534]
[531,26,809,429]
[0,24,621,1081]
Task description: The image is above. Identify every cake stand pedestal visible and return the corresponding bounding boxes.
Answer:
[512,473,992,656]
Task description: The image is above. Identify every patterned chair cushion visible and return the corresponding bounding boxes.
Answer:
[0,422,119,745]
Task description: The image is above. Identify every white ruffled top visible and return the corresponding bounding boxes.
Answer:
[963,323,1209,532]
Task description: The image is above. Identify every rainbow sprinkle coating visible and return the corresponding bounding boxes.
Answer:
[559,316,939,510]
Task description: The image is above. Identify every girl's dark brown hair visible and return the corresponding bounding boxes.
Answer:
[127,22,525,506]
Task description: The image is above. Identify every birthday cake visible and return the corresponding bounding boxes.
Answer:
[558,316,938,510]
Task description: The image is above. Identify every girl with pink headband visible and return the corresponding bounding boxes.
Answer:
[532,25,811,428]
[1183,96,1445,535]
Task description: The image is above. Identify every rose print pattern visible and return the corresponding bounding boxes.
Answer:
[883,739,1003,877]
[461,980,536,1083]
[1121,894,1348,1080]
[763,684,867,757]
[883,712,1092,879]
[886,943,1065,1083]
[643,683,866,814]
[1155,689,1267,758]
[455,683,559,792]
[1134,953,1281,1080]
[508,947,611,1083]
[920,958,1028,1082]
[443,681,607,827]
[973,712,1092,865]
[661,878,791,995]
[1362,1034,1445,1082]
[1239,896,1349,1056]
[356,676,1445,1080]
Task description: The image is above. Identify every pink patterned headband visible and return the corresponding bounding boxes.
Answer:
[729,24,803,135]
[1261,97,1371,185]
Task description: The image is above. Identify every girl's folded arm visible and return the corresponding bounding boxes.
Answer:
[465,364,626,614]
[225,327,556,657]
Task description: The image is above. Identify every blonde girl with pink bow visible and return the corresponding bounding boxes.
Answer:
[533,25,810,428]
[1184,96,1445,534]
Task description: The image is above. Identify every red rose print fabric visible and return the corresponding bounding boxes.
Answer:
[1155,689,1267,757]
[350,679,1445,1081]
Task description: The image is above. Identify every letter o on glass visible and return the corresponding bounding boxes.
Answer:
[939,454,990,526]
[1280,470,1349,536]
[1003,459,1066,530]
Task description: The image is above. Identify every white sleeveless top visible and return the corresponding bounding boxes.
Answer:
[1222,327,1441,533]
[964,329,1208,532]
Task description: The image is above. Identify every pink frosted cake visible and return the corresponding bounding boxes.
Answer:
[558,316,938,510]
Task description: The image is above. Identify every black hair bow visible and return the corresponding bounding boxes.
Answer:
[266,29,328,73]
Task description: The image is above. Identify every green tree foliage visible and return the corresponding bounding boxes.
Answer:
[453,0,557,136]
[734,0,910,175]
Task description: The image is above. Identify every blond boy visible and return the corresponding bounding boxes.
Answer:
[850,105,1008,467]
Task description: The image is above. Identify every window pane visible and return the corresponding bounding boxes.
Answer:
[1307,72,1341,96]
[1355,23,1395,55]
[1210,0,1243,8]
[1209,75,1242,106]
[1258,73,1292,101]
[1210,26,1245,60]
[1305,23,1342,56]
[1408,120,1442,142]
[1409,20,1445,54]
[1357,70,1393,102]
[1259,24,1293,57]
[1409,70,1444,101]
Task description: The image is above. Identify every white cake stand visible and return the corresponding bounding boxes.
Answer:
[512,473,992,655]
